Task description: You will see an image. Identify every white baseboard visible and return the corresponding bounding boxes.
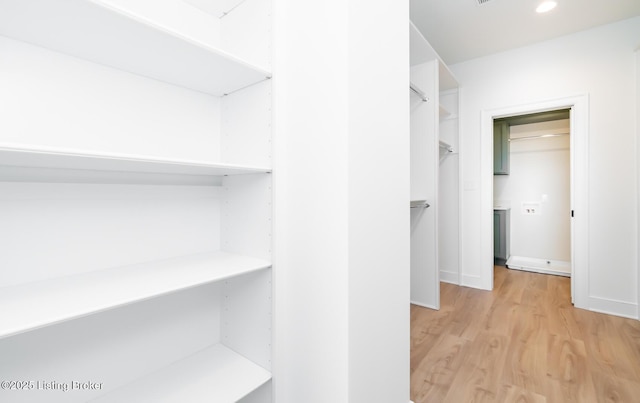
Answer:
[460,274,485,290]
[506,256,571,277]
[410,300,438,310]
[588,296,637,319]
[440,270,459,284]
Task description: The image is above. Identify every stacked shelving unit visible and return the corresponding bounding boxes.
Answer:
[0,0,273,402]
[437,63,461,285]
[409,21,460,309]
[409,22,439,309]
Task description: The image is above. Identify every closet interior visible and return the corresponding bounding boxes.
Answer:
[0,0,273,402]
[409,22,460,310]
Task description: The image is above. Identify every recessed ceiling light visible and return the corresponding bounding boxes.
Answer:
[536,1,557,13]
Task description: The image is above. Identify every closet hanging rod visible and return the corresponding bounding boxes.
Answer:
[439,140,453,153]
[410,83,428,102]
[509,132,569,142]
[410,200,430,209]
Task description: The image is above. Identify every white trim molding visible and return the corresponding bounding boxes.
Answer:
[440,270,459,285]
[480,94,589,309]
[460,274,483,289]
[589,296,638,320]
[410,300,438,310]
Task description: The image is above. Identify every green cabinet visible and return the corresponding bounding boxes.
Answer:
[494,208,510,265]
[493,121,509,175]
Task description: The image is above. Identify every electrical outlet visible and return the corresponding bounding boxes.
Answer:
[522,202,541,215]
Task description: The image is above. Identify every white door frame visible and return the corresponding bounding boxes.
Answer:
[479,94,589,308]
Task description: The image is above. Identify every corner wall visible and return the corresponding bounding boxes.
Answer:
[273,0,410,401]
[452,16,640,318]
[348,1,410,402]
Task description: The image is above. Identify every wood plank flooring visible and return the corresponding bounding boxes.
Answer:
[411,266,640,403]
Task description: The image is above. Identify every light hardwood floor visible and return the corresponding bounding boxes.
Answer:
[411,266,640,403]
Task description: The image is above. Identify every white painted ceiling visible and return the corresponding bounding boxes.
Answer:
[410,0,640,65]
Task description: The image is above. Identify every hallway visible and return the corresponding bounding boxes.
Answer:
[411,266,640,402]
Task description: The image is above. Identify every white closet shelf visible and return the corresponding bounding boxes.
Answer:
[439,104,451,118]
[0,251,272,339]
[0,0,271,96]
[0,144,271,177]
[92,344,271,403]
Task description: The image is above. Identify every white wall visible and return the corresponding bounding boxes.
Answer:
[347,1,409,402]
[274,0,409,403]
[494,120,571,262]
[453,16,640,317]
[273,1,349,400]
[637,49,640,319]
[273,0,409,402]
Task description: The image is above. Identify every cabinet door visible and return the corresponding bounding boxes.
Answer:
[494,209,511,262]
[494,211,503,258]
[493,121,509,175]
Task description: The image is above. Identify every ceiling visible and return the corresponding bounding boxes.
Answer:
[410,0,640,65]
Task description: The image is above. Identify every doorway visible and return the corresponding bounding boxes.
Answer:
[493,110,572,281]
[480,95,589,308]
